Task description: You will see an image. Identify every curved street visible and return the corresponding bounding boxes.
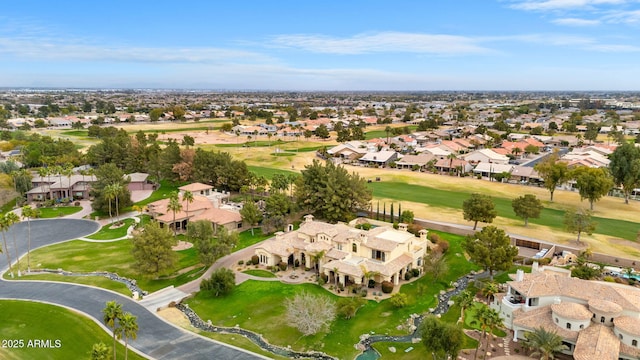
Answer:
[0,219,266,360]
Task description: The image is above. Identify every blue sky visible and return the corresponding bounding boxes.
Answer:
[1,0,640,90]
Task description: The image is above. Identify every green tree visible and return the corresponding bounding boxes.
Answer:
[420,315,465,360]
[118,312,138,360]
[131,221,177,276]
[270,173,290,193]
[564,208,596,244]
[511,194,543,227]
[102,301,123,360]
[265,192,292,217]
[90,164,132,214]
[336,296,366,320]
[21,205,39,273]
[473,305,503,360]
[5,212,21,276]
[200,268,236,297]
[534,152,569,202]
[481,281,499,304]
[523,327,569,360]
[452,290,474,325]
[390,293,408,308]
[182,190,194,217]
[462,193,497,230]
[572,166,614,210]
[89,342,110,360]
[240,201,262,236]
[187,220,215,266]
[399,209,414,224]
[463,226,518,280]
[295,160,372,223]
[0,214,14,278]
[609,142,640,204]
[423,252,448,283]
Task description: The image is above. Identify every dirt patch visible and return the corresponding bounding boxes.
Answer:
[172,241,194,251]
[157,308,194,329]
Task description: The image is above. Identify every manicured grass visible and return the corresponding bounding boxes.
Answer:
[37,206,82,218]
[6,273,131,296]
[187,231,479,359]
[270,152,296,157]
[60,130,89,137]
[85,219,136,240]
[0,198,17,214]
[237,228,271,250]
[285,145,325,152]
[196,332,289,360]
[242,269,277,278]
[247,166,297,180]
[132,180,185,207]
[0,300,147,360]
[371,341,430,360]
[12,239,201,293]
[369,181,640,241]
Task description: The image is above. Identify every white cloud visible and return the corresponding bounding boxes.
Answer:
[603,9,640,23]
[511,0,628,11]
[270,32,491,55]
[552,17,602,25]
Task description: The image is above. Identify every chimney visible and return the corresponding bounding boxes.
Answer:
[516,269,524,282]
[398,223,408,232]
[419,229,428,241]
[275,231,284,241]
[304,214,314,223]
[532,261,539,273]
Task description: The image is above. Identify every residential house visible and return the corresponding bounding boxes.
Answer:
[463,148,510,165]
[395,153,435,170]
[434,158,473,175]
[254,215,429,287]
[27,173,96,202]
[473,162,514,179]
[327,141,370,161]
[492,266,640,360]
[358,151,399,167]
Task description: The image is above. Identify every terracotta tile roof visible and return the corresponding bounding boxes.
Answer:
[614,316,640,337]
[573,324,619,360]
[513,306,578,341]
[551,302,592,320]
[588,298,623,314]
[179,182,213,192]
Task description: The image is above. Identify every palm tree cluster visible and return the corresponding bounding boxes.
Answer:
[102,300,139,360]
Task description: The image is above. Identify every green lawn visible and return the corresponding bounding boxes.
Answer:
[237,228,271,250]
[187,231,479,359]
[247,166,297,180]
[85,219,136,240]
[132,180,185,207]
[60,130,88,136]
[0,300,147,360]
[38,206,82,218]
[9,239,201,293]
[369,181,640,241]
[242,269,277,278]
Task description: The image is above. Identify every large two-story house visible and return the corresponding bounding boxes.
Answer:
[491,265,640,360]
[254,215,429,287]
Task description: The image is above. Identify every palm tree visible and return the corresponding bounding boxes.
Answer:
[53,164,63,200]
[181,190,194,220]
[452,290,474,325]
[523,327,569,360]
[132,205,147,227]
[62,163,74,200]
[118,312,138,360]
[511,147,522,159]
[482,281,499,304]
[104,184,116,221]
[447,153,458,175]
[5,212,21,276]
[109,183,123,224]
[37,166,50,201]
[167,191,183,235]
[384,126,392,144]
[311,250,325,276]
[102,300,123,360]
[473,305,502,360]
[21,205,39,273]
[0,214,14,278]
[90,342,110,360]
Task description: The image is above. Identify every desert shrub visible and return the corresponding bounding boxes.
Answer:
[294,259,300,268]
[361,289,368,297]
[318,277,326,286]
[407,223,423,236]
[279,261,287,271]
[251,255,259,264]
[238,260,244,265]
[428,233,441,243]
[321,273,329,283]
[381,281,394,294]
[539,258,551,265]
[390,293,408,308]
[603,276,615,282]
[438,239,450,253]
[412,268,421,277]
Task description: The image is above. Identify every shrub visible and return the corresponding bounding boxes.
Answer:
[251,255,259,264]
[338,283,345,291]
[411,268,421,277]
[318,277,326,286]
[539,258,551,265]
[294,259,300,268]
[404,272,413,281]
[246,259,253,266]
[361,289,368,297]
[603,276,615,282]
[407,223,423,236]
[368,279,375,288]
[278,261,287,271]
[393,222,399,229]
[381,281,394,294]
[428,233,441,243]
[238,260,244,265]
[438,239,450,254]
[390,293,408,308]
[321,273,329,283]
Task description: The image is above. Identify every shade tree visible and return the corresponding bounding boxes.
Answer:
[462,193,497,230]
[511,194,543,227]
[463,226,518,280]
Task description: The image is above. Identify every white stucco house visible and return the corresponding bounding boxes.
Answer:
[254,215,429,287]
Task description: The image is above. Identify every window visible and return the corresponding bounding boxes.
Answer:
[371,249,385,261]
[337,244,342,251]
[619,334,623,340]
[601,316,605,323]
[632,339,637,347]
[566,323,571,330]
[579,324,584,329]
[352,243,357,253]
[555,318,559,323]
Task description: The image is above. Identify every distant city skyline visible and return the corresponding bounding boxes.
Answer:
[1,0,640,91]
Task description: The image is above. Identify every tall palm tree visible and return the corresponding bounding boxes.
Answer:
[90,342,110,360]
[473,305,502,360]
[0,214,14,278]
[102,300,123,360]
[524,327,569,360]
[118,312,138,360]
[109,183,123,224]
[21,205,39,273]
[452,290,474,325]
[5,212,21,276]
[447,153,458,175]
[181,190,194,220]
[37,166,50,201]
[104,184,116,221]
[311,250,326,276]
[62,163,74,200]
[53,164,63,200]
[167,191,182,236]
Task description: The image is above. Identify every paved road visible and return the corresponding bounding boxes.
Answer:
[0,219,266,360]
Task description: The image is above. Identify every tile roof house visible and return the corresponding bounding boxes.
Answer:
[491,266,640,360]
[255,215,429,287]
[147,182,241,232]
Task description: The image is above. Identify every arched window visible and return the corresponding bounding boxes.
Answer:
[566,323,571,329]
[579,324,584,329]
[601,316,605,323]
[352,243,357,253]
